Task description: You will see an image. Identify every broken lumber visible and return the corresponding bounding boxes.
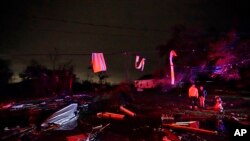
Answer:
[162,123,218,135]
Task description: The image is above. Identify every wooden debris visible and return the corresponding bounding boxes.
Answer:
[97,112,125,120]
[162,123,218,135]
[120,105,136,117]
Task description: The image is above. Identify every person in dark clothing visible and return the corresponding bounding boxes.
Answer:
[199,85,207,108]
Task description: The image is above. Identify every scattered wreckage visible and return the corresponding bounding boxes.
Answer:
[0,92,249,141]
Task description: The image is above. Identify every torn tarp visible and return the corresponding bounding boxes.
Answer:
[92,53,107,73]
[41,103,79,130]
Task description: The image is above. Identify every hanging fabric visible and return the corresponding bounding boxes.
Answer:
[169,50,177,85]
[135,55,146,71]
[92,53,107,73]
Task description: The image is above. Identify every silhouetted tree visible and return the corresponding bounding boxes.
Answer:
[0,58,13,86]
[156,25,250,82]
[156,25,210,82]
[97,71,109,84]
[17,60,50,97]
[206,30,240,80]
[19,59,48,81]
[19,59,77,96]
[157,25,209,66]
[86,65,94,82]
[48,61,75,95]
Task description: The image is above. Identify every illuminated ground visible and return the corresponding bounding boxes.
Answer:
[0,85,249,141]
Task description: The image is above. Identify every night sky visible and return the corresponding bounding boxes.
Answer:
[1,0,249,83]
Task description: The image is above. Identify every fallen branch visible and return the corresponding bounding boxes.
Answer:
[162,123,218,135]
[120,105,136,117]
[97,112,125,120]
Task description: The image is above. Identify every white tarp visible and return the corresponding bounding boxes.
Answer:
[41,103,78,130]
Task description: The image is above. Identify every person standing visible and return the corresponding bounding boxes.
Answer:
[188,84,199,110]
[199,85,207,109]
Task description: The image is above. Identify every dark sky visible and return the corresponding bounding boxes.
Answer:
[1,0,249,83]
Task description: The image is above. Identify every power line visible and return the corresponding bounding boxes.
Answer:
[0,51,155,57]
[29,16,250,36]
[3,14,169,35]
[1,48,250,57]
[24,27,158,37]
[4,13,250,37]
[31,16,169,33]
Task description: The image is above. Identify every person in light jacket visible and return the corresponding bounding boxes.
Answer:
[188,84,199,110]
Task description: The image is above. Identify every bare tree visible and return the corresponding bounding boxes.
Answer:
[0,58,13,85]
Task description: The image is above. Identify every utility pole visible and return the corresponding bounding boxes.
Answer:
[49,48,59,70]
[123,52,131,82]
